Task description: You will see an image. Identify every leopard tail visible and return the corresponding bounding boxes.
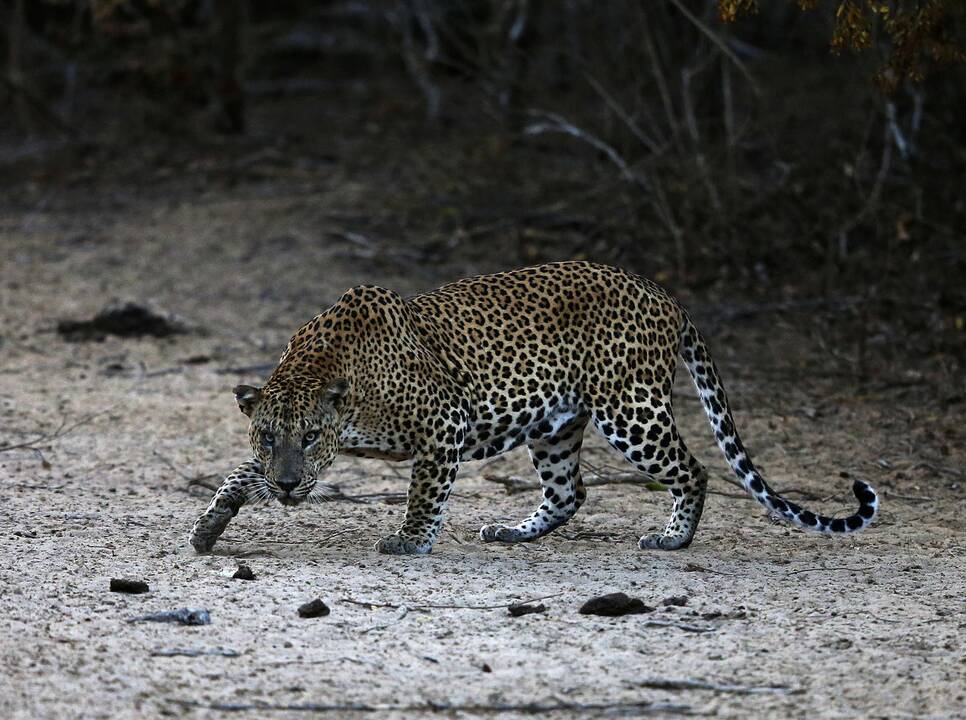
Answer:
[678,312,879,534]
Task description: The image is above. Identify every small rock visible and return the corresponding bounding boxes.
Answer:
[481,663,492,673]
[508,602,547,617]
[661,595,689,607]
[579,592,653,617]
[232,564,255,581]
[110,578,149,594]
[297,599,330,618]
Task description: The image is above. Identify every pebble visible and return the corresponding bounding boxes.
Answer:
[297,599,330,618]
[232,564,255,581]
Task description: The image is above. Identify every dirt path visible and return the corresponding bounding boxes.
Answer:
[1,187,963,719]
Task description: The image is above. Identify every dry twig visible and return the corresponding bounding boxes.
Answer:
[342,592,561,612]
[168,698,691,715]
[637,677,796,694]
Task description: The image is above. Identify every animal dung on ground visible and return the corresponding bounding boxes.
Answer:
[110,578,149,594]
[508,602,547,617]
[127,608,211,625]
[57,302,190,342]
[297,599,330,618]
[579,592,654,617]
[232,564,255,581]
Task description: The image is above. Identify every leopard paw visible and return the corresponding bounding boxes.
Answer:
[638,533,693,551]
[189,508,234,553]
[479,523,529,543]
[374,533,433,555]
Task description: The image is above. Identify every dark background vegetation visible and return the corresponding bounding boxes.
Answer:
[2,0,964,388]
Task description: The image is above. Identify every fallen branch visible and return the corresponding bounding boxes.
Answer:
[484,472,660,495]
[317,489,408,505]
[637,677,796,695]
[0,410,103,454]
[908,461,965,479]
[153,451,221,493]
[168,698,691,715]
[342,592,561,612]
[786,566,869,576]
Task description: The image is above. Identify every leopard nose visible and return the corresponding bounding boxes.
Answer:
[277,477,299,493]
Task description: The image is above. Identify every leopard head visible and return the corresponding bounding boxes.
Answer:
[232,376,348,505]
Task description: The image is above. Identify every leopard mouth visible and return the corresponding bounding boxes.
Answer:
[277,493,305,506]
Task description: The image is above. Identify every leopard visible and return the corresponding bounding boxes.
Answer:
[189,261,879,555]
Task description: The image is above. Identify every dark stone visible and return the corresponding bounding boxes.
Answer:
[579,592,653,617]
[232,564,255,581]
[110,578,149,594]
[297,599,330,618]
[508,602,547,617]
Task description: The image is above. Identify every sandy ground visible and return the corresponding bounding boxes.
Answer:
[1,183,964,720]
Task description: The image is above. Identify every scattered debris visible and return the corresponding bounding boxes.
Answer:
[151,647,239,657]
[110,578,149,594]
[232,564,255,581]
[661,595,689,607]
[579,592,653,617]
[297,599,330,618]
[57,302,190,342]
[128,608,211,625]
[508,602,547,617]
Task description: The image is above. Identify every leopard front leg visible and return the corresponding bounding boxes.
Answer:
[375,457,458,555]
[189,459,265,553]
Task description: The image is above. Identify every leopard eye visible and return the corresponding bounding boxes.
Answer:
[302,430,319,448]
[262,432,275,448]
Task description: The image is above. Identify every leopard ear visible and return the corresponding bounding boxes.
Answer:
[233,385,262,417]
[324,378,349,406]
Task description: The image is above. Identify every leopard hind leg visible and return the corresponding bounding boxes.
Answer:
[592,398,708,550]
